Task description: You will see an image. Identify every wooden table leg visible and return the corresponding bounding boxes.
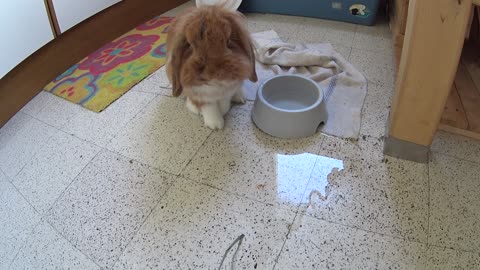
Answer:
[384,0,473,162]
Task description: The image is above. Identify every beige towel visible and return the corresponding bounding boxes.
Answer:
[243,30,367,139]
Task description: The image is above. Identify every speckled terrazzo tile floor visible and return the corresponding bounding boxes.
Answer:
[1,2,479,269]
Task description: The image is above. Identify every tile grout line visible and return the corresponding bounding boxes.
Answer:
[92,143,199,269]
[103,147,181,178]
[21,92,49,119]
[6,136,68,217]
[272,140,325,269]
[349,24,359,50]
[91,145,216,266]
[300,131,431,244]
[174,174,300,269]
[35,139,180,269]
[37,140,103,217]
[21,112,69,132]
[145,96,216,173]
[362,77,394,91]
[1,167,48,268]
[346,46,353,60]
[135,88,172,96]
[44,218,104,269]
[181,133,392,221]
[429,150,480,166]
[303,211,429,246]
[8,115,61,181]
[359,78,396,139]
[416,151,432,270]
[294,138,325,213]
[0,156,43,268]
[182,175,278,209]
[167,132,480,261]
[22,91,159,150]
[0,166,9,183]
[358,93,367,136]
[109,174,180,269]
[8,163,103,270]
[177,130,326,213]
[272,210,300,270]
[426,152,431,247]
[8,179,43,218]
[269,134,329,269]
[12,110,424,231]
[179,130,214,175]
[7,218,45,269]
[29,100,72,130]
[426,243,480,255]
[17,110,89,149]
[42,147,101,215]
[102,93,160,148]
[39,150,104,267]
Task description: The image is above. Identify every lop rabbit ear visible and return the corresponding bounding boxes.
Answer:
[227,12,258,82]
[195,0,241,11]
[170,39,190,97]
[244,38,258,82]
[166,21,191,97]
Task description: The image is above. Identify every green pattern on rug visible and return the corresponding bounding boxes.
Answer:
[43,16,173,112]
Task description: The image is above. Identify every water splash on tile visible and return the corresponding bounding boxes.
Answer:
[272,153,344,207]
[305,155,344,209]
[275,153,318,205]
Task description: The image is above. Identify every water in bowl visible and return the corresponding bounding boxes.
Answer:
[265,89,317,111]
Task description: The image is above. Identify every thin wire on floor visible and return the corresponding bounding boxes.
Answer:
[217,234,245,270]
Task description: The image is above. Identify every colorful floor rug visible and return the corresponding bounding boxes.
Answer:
[43,16,174,112]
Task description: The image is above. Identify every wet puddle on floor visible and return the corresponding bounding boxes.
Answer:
[304,155,345,209]
[273,153,344,207]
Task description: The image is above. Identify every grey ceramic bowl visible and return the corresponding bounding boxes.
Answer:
[252,75,327,139]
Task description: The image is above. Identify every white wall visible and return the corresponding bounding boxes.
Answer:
[0,1,55,78]
[52,0,121,33]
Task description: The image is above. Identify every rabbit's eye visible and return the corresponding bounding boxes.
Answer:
[227,39,234,49]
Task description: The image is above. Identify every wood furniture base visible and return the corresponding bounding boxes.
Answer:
[0,0,187,128]
[385,0,474,161]
[390,1,480,143]
[384,136,429,163]
[439,36,480,142]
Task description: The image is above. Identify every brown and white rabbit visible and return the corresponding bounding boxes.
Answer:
[165,5,257,129]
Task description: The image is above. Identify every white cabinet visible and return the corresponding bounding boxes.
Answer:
[0,0,123,78]
[0,1,55,78]
[52,0,121,33]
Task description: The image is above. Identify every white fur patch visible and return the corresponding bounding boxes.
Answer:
[188,80,244,130]
[218,96,232,116]
[202,103,224,129]
[186,98,200,115]
[190,80,243,103]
